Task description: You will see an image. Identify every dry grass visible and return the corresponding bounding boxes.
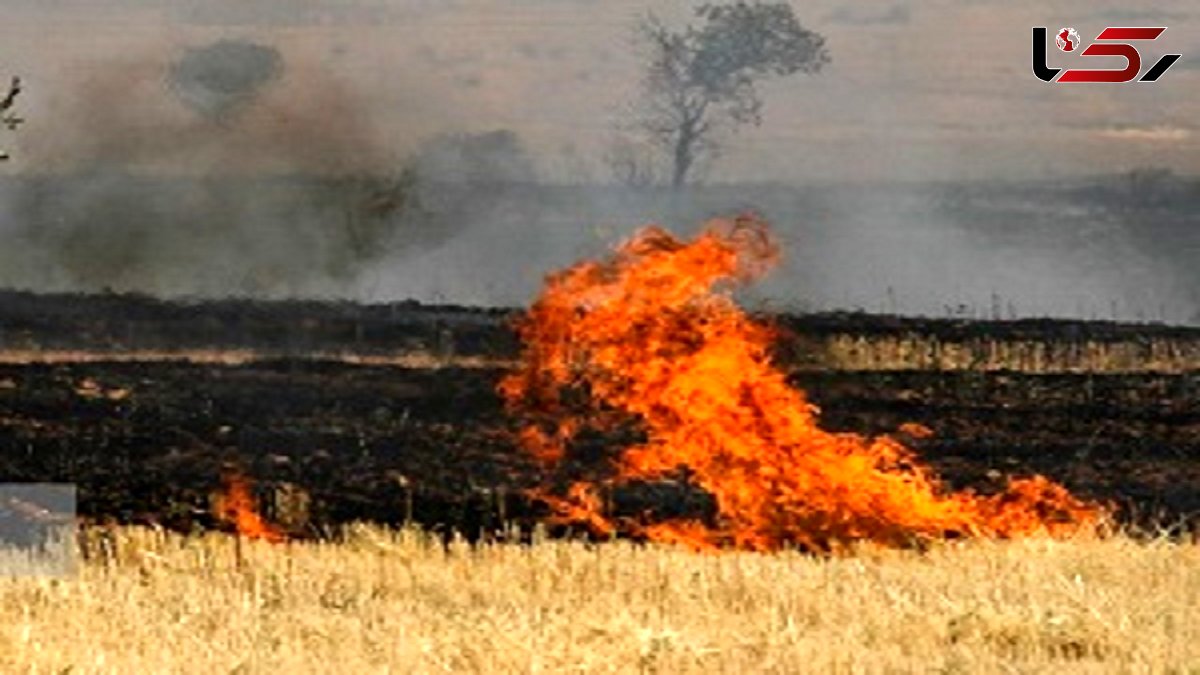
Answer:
[5,334,1200,374]
[0,527,1197,673]
[816,334,1200,373]
[0,348,508,369]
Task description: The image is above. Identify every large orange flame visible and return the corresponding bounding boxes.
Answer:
[501,215,1104,552]
[215,472,286,543]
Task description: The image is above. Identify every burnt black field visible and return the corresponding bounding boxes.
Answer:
[1,291,1199,540]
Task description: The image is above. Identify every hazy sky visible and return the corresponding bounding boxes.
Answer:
[0,0,1197,182]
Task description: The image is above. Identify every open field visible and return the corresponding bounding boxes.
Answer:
[1,285,1199,671]
[1,292,1199,536]
[4,291,1200,373]
[2,361,1198,537]
[1,527,1198,673]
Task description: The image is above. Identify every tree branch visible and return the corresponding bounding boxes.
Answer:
[0,76,22,160]
[626,4,827,188]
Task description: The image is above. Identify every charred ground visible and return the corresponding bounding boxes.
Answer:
[1,291,1198,540]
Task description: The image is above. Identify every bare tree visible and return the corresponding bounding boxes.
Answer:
[0,77,23,160]
[628,2,828,189]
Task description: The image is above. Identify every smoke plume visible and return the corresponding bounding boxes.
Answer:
[0,38,460,298]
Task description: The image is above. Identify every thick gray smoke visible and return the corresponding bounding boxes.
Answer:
[357,177,1199,324]
[0,20,1193,323]
[0,39,492,298]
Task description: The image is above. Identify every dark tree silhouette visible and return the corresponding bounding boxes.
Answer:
[628,2,828,188]
[0,76,23,160]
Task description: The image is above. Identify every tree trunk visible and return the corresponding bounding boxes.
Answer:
[671,127,695,190]
[670,104,706,190]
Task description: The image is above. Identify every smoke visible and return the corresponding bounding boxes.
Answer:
[0,38,476,298]
[0,13,1192,323]
[351,176,1198,324]
[411,130,537,185]
[756,184,1195,322]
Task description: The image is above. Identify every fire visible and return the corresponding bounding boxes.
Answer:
[214,472,286,543]
[501,215,1104,552]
